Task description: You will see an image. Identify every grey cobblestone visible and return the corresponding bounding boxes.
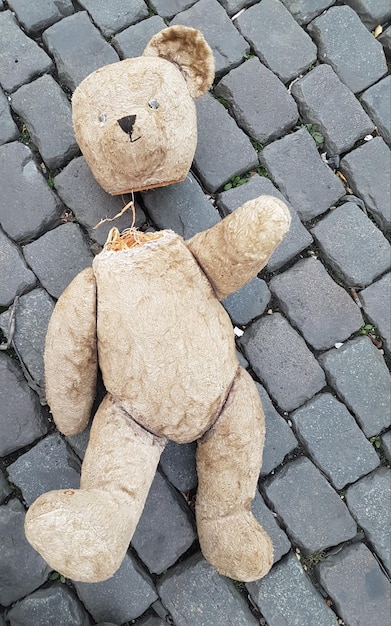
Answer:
[222,277,270,326]
[265,457,357,553]
[217,0,252,15]
[311,202,391,287]
[0,142,62,243]
[214,57,298,145]
[193,93,258,193]
[344,0,391,30]
[361,76,391,145]
[256,383,298,476]
[382,431,391,461]
[236,348,248,369]
[241,313,326,412]
[340,137,391,232]
[112,15,166,59]
[359,273,391,355]
[0,89,18,146]
[0,471,10,503]
[142,172,220,238]
[252,490,291,563]
[158,552,259,625]
[149,0,197,19]
[7,0,74,34]
[66,422,92,461]
[11,74,79,170]
[0,11,53,93]
[308,5,387,93]
[138,616,166,626]
[291,393,380,490]
[317,542,391,626]
[7,433,81,506]
[0,353,48,457]
[319,336,391,437]
[78,0,149,38]
[0,499,50,606]
[131,471,196,574]
[236,0,317,83]
[159,441,197,492]
[42,12,119,92]
[74,554,158,623]
[171,0,250,76]
[23,223,93,299]
[0,288,54,389]
[247,552,338,626]
[216,174,313,271]
[0,228,36,307]
[6,584,91,626]
[270,257,364,350]
[291,64,374,155]
[259,128,345,221]
[280,0,335,24]
[379,25,391,57]
[54,156,146,246]
[346,467,391,575]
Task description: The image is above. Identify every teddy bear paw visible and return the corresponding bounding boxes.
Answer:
[197,511,273,582]
[25,488,131,582]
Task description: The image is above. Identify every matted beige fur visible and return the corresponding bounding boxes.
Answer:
[197,367,273,580]
[187,196,291,299]
[72,26,215,195]
[25,197,291,583]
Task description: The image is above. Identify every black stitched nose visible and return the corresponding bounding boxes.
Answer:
[117,115,140,143]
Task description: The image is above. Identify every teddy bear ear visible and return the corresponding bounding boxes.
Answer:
[143,25,215,99]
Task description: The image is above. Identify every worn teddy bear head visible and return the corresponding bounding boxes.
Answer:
[72,26,215,195]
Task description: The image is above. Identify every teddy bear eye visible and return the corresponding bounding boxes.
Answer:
[148,100,159,110]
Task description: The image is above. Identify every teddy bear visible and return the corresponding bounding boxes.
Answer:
[24,26,291,584]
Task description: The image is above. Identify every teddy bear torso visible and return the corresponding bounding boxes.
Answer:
[92,231,238,443]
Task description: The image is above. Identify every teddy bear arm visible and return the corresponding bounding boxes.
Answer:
[44,267,97,436]
[187,195,291,300]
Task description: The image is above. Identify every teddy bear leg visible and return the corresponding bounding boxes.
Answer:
[25,395,166,582]
[196,367,273,582]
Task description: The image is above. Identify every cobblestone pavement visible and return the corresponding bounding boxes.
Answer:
[0,1,390,625]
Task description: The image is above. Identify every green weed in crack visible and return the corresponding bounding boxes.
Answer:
[49,571,66,584]
[304,123,324,148]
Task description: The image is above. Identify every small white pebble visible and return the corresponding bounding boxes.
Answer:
[231,8,245,20]
[364,135,373,141]
[335,342,343,349]
[288,419,293,427]
[267,309,273,315]
[234,327,244,337]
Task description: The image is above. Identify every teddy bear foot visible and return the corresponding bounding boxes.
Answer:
[25,488,134,582]
[197,511,273,582]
